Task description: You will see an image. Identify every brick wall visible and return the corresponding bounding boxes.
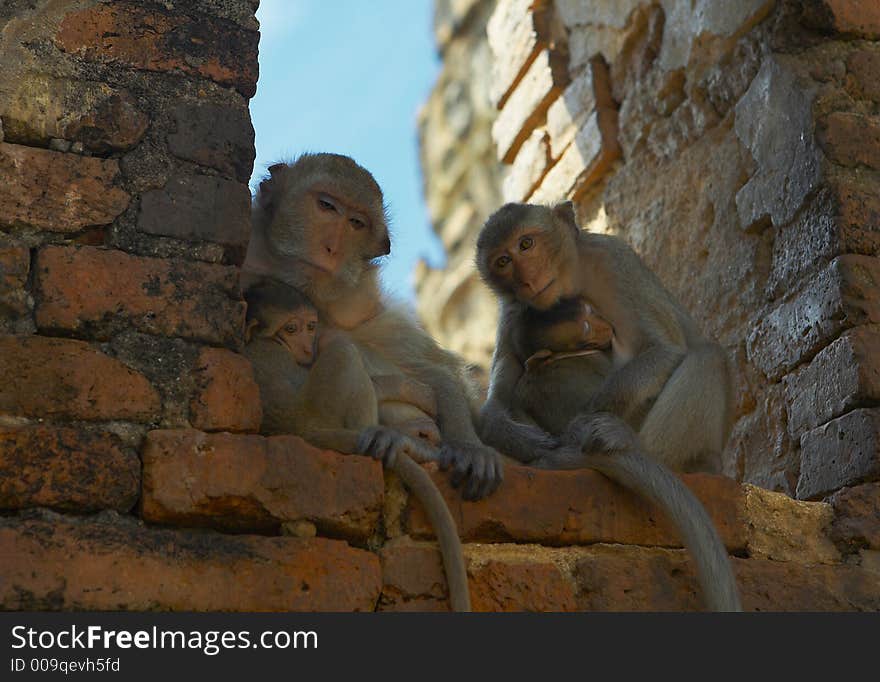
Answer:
[417,0,880,506]
[1,0,877,612]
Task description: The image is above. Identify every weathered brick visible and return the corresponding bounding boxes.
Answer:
[378,540,449,611]
[0,426,138,513]
[405,464,747,551]
[487,0,553,108]
[1,77,148,152]
[735,58,820,230]
[803,0,880,39]
[829,482,880,551]
[847,48,880,103]
[502,129,550,202]
[784,327,880,440]
[546,58,614,159]
[743,485,840,564]
[189,348,261,432]
[0,516,380,611]
[529,108,620,202]
[818,112,880,171]
[835,177,880,232]
[492,50,570,163]
[34,245,245,347]
[573,545,880,611]
[63,90,149,153]
[0,335,160,421]
[469,559,578,612]
[55,2,259,97]
[138,175,251,253]
[167,103,255,182]
[798,408,880,499]
[747,256,880,381]
[0,240,30,316]
[0,143,129,232]
[141,430,384,543]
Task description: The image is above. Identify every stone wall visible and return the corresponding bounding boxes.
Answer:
[416,0,880,503]
[0,0,877,612]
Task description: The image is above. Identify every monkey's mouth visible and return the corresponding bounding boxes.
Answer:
[530,279,556,305]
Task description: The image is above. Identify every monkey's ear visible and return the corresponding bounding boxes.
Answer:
[552,201,577,227]
[244,317,260,344]
[367,229,391,259]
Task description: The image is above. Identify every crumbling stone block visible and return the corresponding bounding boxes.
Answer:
[487,0,553,108]
[829,481,880,551]
[167,103,255,182]
[799,408,880,500]
[818,111,880,171]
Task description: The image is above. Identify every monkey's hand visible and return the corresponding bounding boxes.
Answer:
[436,440,504,501]
[562,412,640,454]
[356,426,435,468]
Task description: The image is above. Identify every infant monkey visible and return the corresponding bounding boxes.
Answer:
[242,279,471,611]
[515,298,614,371]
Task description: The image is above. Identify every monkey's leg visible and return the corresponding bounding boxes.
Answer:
[637,343,732,472]
[373,374,438,418]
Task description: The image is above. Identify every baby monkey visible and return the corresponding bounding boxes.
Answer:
[515,297,614,371]
[243,279,471,611]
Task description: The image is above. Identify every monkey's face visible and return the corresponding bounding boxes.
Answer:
[484,227,566,310]
[274,308,318,366]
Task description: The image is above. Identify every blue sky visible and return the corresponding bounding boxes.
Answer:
[250,0,446,302]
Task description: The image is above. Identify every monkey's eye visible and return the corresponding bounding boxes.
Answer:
[494,255,511,269]
[284,323,298,334]
[350,217,366,230]
[317,198,336,212]
[519,236,534,251]
[307,321,317,332]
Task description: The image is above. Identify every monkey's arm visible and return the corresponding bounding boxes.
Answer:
[480,333,560,463]
[587,341,685,424]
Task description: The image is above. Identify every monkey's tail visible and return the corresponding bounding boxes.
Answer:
[391,455,472,612]
[581,449,742,612]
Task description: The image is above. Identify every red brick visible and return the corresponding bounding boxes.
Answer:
[818,112,880,171]
[829,482,880,551]
[378,541,450,611]
[573,545,880,611]
[0,240,30,316]
[0,516,380,611]
[141,430,384,543]
[470,560,578,612]
[847,48,880,103]
[34,245,246,347]
[189,348,261,432]
[0,335,160,421]
[56,2,259,97]
[405,464,746,551]
[804,0,880,38]
[63,91,149,153]
[0,143,129,232]
[0,425,138,512]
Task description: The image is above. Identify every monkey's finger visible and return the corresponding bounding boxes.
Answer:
[436,445,455,471]
[463,455,487,501]
[356,428,380,456]
[449,451,472,490]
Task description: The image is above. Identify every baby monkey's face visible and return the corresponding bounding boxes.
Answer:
[276,307,318,366]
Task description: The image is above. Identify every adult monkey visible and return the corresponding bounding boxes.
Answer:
[476,201,740,612]
[242,279,471,611]
[243,153,502,501]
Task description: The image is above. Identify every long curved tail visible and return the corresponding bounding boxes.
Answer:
[392,455,471,612]
[581,448,742,612]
